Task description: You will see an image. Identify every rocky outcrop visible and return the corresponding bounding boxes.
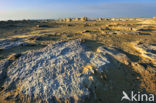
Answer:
[153,16,156,19]
[2,40,111,102]
[36,25,49,28]
[0,40,28,50]
[139,19,156,24]
[64,18,72,22]
[80,17,88,21]
[1,40,154,103]
[0,60,9,83]
[73,18,80,21]
[131,42,156,63]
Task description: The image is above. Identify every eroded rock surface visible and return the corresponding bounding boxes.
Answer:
[0,60,10,82]
[0,40,155,103]
[3,40,112,102]
[0,40,28,50]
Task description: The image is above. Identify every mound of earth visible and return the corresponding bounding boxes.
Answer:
[0,40,155,103]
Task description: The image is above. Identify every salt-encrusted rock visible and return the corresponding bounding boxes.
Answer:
[4,40,110,102]
[1,40,145,103]
[135,43,156,60]
[0,40,28,50]
[0,60,10,83]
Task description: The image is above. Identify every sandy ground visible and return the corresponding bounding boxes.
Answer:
[0,17,156,103]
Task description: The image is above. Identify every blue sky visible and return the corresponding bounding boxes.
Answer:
[0,0,156,20]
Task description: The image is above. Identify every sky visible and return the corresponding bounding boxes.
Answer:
[0,0,156,20]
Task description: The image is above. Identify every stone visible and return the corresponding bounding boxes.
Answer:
[73,18,80,21]
[0,40,28,50]
[4,40,110,102]
[0,60,10,83]
[64,18,72,22]
[80,17,88,21]
[36,25,49,28]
